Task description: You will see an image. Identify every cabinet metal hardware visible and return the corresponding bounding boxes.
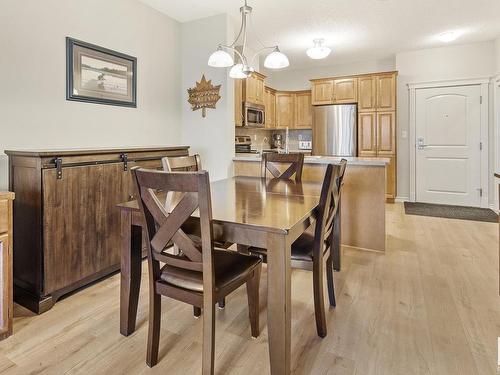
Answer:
[120,153,128,171]
[54,158,63,179]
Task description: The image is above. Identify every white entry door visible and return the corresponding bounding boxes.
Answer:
[415,85,482,207]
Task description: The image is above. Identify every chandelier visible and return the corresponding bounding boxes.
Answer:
[207,0,289,78]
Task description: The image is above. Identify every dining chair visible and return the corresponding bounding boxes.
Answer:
[162,154,231,310]
[132,167,262,373]
[260,152,304,181]
[249,159,347,338]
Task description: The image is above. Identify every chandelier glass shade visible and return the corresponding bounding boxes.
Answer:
[208,1,289,78]
[306,38,331,60]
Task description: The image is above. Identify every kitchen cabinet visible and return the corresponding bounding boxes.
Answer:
[358,76,377,112]
[376,73,396,110]
[358,112,377,156]
[333,78,358,103]
[6,146,189,314]
[294,91,312,129]
[244,72,265,106]
[376,111,396,156]
[234,79,243,126]
[275,92,294,128]
[385,156,397,200]
[0,192,14,340]
[311,79,334,105]
[264,87,276,129]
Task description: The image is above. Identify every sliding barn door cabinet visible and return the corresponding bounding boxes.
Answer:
[6,146,189,313]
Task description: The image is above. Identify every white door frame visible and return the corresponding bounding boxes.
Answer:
[408,78,490,207]
[493,74,500,212]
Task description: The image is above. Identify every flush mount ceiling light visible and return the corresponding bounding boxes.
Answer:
[207,0,289,78]
[438,31,460,43]
[306,38,332,60]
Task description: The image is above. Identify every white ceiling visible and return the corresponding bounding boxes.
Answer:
[140,0,500,69]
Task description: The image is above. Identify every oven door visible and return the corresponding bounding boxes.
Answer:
[244,105,265,127]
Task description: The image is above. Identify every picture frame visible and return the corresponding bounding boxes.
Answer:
[66,37,137,107]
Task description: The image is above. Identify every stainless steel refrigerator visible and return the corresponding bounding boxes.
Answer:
[312,104,357,156]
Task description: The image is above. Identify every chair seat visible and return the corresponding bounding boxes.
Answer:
[160,249,261,293]
[249,226,318,262]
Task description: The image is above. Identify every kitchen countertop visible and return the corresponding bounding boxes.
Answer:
[233,154,390,166]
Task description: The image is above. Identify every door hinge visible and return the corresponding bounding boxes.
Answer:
[479,142,483,150]
[480,96,482,104]
[54,157,63,179]
[478,188,483,197]
[120,153,128,171]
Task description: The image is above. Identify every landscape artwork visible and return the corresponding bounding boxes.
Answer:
[66,38,137,107]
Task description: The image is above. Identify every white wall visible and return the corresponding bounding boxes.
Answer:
[395,41,496,202]
[180,14,235,181]
[0,0,182,190]
[262,57,396,91]
[495,37,500,75]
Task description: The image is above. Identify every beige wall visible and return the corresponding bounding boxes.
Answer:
[0,0,183,190]
[180,14,235,181]
[262,57,396,91]
[495,36,500,75]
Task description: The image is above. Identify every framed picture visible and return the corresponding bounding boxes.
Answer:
[66,37,137,107]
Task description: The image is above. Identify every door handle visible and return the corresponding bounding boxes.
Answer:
[417,137,428,150]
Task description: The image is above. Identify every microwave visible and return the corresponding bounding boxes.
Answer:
[244,102,265,127]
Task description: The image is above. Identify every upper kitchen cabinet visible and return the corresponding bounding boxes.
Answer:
[264,87,276,129]
[244,72,266,106]
[311,79,334,105]
[376,73,396,111]
[234,79,243,127]
[358,76,377,112]
[294,91,312,129]
[275,92,294,128]
[358,112,377,157]
[333,78,358,103]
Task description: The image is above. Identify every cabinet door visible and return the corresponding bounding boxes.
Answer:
[377,111,396,155]
[276,93,294,128]
[42,165,104,294]
[0,233,11,339]
[255,78,265,105]
[358,112,377,156]
[358,76,376,112]
[386,156,397,200]
[264,89,276,128]
[245,76,257,103]
[376,74,396,110]
[311,80,334,105]
[333,78,358,103]
[234,79,243,126]
[294,92,312,128]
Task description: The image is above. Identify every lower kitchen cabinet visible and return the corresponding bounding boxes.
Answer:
[386,156,397,201]
[0,192,14,340]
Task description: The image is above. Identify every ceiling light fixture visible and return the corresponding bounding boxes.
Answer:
[438,31,459,43]
[306,38,331,60]
[207,0,289,78]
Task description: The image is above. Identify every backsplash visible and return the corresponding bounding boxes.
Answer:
[235,127,312,151]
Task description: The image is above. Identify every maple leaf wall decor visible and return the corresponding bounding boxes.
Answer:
[187,75,221,118]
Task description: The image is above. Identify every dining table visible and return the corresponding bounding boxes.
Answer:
[117,175,325,375]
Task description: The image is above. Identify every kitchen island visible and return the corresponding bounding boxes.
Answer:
[233,154,389,253]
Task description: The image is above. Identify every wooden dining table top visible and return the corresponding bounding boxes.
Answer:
[118,176,322,234]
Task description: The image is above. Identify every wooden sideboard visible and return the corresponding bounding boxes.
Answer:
[6,146,189,313]
[0,192,14,340]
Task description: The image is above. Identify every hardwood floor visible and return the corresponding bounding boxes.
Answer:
[1,203,498,375]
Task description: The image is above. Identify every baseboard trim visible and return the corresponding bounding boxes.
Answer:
[489,204,499,214]
[341,244,385,254]
[395,196,410,203]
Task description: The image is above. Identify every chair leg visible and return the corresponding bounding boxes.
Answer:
[194,306,202,318]
[218,298,225,309]
[246,266,261,338]
[146,292,161,367]
[202,302,215,375]
[313,260,327,338]
[326,255,336,308]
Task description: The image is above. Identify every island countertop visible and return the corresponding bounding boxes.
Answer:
[233,154,390,166]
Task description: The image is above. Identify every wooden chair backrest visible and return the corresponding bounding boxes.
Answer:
[313,159,347,259]
[131,168,214,279]
[162,154,202,172]
[260,153,304,181]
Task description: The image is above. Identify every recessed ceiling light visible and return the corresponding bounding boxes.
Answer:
[306,39,331,60]
[438,31,460,43]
